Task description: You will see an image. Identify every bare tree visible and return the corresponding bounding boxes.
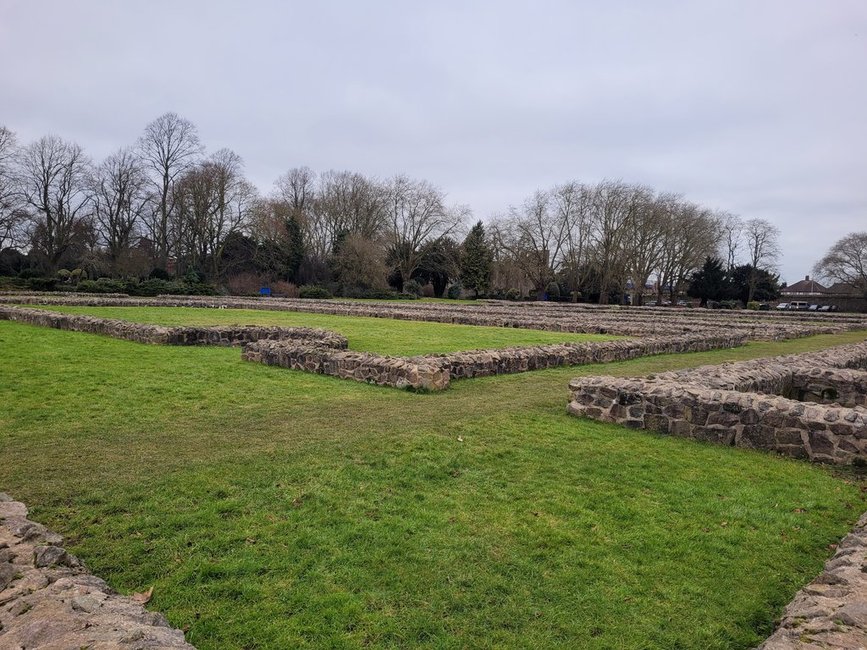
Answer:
[744,217,781,270]
[656,201,720,304]
[138,112,203,269]
[554,182,593,298]
[91,148,149,270]
[624,189,670,305]
[492,189,569,299]
[274,166,316,215]
[587,180,636,303]
[212,154,257,279]
[743,217,781,302]
[331,232,389,290]
[0,126,24,249]
[172,149,255,279]
[17,135,92,270]
[315,171,386,253]
[384,175,463,287]
[718,212,742,271]
[813,231,867,296]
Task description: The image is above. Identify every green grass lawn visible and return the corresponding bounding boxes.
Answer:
[21,305,615,355]
[1,316,866,649]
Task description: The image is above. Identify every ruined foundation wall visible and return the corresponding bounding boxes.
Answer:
[3,293,865,340]
[0,493,194,648]
[243,333,748,390]
[0,305,347,348]
[567,342,867,464]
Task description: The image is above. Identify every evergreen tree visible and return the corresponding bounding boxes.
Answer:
[414,237,460,297]
[729,264,781,304]
[459,221,493,298]
[283,214,304,282]
[687,257,730,307]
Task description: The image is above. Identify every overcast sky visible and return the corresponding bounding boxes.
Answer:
[1,0,865,283]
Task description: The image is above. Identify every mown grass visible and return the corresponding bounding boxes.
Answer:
[23,305,615,355]
[1,315,866,649]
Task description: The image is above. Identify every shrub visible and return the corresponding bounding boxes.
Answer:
[226,273,263,296]
[129,279,177,296]
[149,267,171,280]
[746,301,761,311]
[271,281,299,298]
[421,283,435,298]
[179,282,217,296]
[56,269,72,282]
[546,281,561,301]
[403,279,424,297]
[18,268,41,279]
[183,269,205,284]
[76,279,124,293]
[354,288,400,300]
[299,285,333,299]
[28,277,56,291]
[447,283,462,300]
[505,288,521,301]
[0,275,26,290]
[75,280,99,293]
[396,292,419,300]
[96,278,127,293]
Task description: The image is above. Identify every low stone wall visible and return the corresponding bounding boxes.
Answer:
[790,367,867,407]
[760,511,867,649]
[642,343,867,407]
[0,493,194,648]
[244,332,747,390]
[0,305,347,349]
[3,293,866,340]
[1,303,750,391]
[242,341,450,391]
[433,332,747,380]
[568,342,867,464]
[569,376,867,463]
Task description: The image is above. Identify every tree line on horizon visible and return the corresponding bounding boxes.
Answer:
[0,113,864,303]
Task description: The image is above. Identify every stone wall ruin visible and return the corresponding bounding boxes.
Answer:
[0,305,348,349]
[568,342,867,464]
[3,293,867,341]
[0,493,194,648]
[2,304,749,391]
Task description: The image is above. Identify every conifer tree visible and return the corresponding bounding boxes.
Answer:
[460,220,493,298]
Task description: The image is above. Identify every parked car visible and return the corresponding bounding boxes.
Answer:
[789,301,809,310]
[758,303,770,311]
[776,302,789,310]
[808,304,819,311]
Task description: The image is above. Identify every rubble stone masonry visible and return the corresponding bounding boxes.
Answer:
[0,305,348,348]
[0,493,194,648]
[568,342,867,464]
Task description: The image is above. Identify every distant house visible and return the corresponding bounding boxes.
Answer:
[825,282,867,312]
[827,282,863,297]
[779,276,866,312]
[781,275,827,298]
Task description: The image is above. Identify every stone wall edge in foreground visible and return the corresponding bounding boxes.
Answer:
[0,493,195,648]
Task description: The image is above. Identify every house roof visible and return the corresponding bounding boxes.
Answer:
[826,282,862,296]
[781,277,827,295]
